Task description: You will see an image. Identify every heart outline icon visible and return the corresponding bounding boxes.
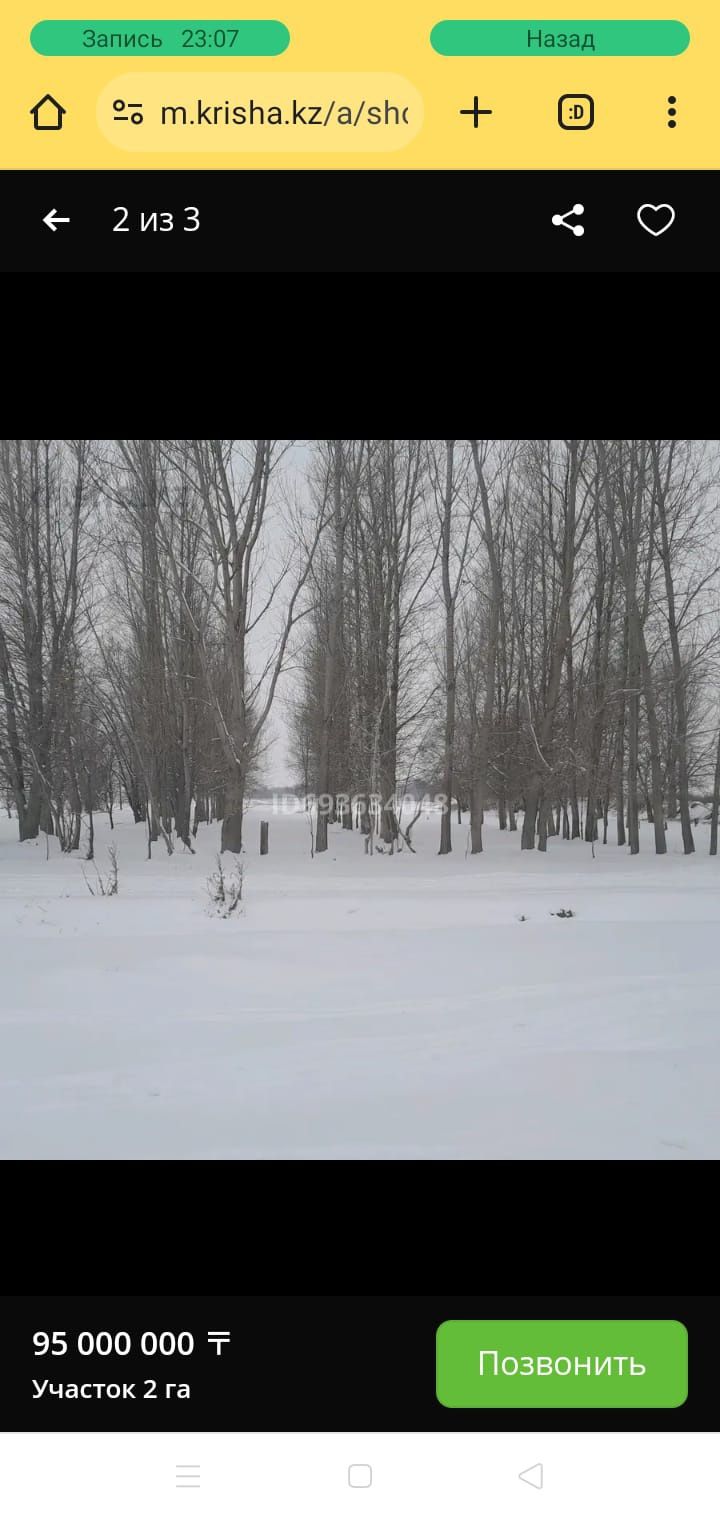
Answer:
[636,203,676,237]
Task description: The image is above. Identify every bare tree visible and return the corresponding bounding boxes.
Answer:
[516,441,592,850]
[157,440,325,853]
[598,440,667,854]
[465,440,506,852]
[0,439,94,840]
[2,439,718,870]
[430,441,476,854]
[649,440,719,854]
[314,441,363,852]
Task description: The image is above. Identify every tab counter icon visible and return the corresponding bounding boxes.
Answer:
[558,94,594,129]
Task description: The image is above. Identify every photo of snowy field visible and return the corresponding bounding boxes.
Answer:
[2,439,720,1160]
[1,803,718,1159]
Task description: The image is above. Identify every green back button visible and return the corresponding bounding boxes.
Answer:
[430,21,691,56]
[436,1320,688,1408]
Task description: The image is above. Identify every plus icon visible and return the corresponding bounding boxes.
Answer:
[459,96,493,126]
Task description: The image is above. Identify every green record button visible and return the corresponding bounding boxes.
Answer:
[30,20,291,55]
[430,21,690,55]
[436,1320,688,1408]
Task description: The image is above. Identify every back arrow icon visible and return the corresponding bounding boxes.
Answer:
[43,208,70,231]
[519,1464,543,1489]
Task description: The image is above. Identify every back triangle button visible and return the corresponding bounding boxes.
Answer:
[519,1464,543,1490]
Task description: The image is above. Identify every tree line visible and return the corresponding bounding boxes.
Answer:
[1,439,719,859]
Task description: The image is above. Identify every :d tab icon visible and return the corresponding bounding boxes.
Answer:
[558,94,594,129]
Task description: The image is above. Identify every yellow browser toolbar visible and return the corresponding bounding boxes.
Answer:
[1,1,715,168]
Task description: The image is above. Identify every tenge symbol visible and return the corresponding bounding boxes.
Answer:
[551,203,584,236]
[207,1330,231,1355]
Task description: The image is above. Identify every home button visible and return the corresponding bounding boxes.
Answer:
[30,95,66,131]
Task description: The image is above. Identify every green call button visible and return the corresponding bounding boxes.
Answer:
[436,1320,688,1408]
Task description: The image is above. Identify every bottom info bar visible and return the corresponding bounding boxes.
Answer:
[0,1432,714,1520]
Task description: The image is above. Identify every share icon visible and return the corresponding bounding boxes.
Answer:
[551,203,585,236]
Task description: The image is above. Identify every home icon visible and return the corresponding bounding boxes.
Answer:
[30,94,66,131]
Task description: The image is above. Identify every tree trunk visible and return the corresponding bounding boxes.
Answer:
[438,443,458,856]
[175,694,194,847]
[666,754,678,818]
[616,692,627,847]
[674,726,693,851]
[627,627,640,853]
[566,644,581,840]
[637,622,667,854]
[570,788,580,839]
[22,774,45,841]
[710,723,720,856]
[652,442,694,854]
[612,606,628,848]
[537,797,548,851]
[439,600,455,856]
[316,444,346,855]
[67,749,82,852]
[521,785,539,849]
[470,779,483,853]
[0,625,30,839]
[148,796,159,843]
[468,444,503,861]
[380,751,398,844]
[193,796,206,836]
[221,775,245,853]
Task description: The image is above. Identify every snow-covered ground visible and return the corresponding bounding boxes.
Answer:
[0,803,718,1159]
